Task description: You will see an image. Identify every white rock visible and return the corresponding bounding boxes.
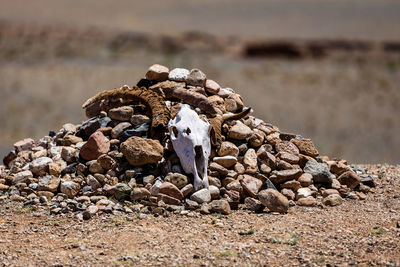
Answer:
[190,188,211,204]
[30,157,53,175]
[168,68,190,82]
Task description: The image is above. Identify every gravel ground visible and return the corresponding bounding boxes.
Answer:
[0,164,398,266]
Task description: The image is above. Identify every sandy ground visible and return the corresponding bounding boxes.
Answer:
[0,164,399,266]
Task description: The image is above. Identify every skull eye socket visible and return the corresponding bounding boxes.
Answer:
[184,127,191,135]
[171,126,179,138]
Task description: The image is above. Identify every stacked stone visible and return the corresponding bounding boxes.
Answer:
[0,64,375,219]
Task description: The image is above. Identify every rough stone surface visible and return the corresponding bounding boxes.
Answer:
[217,141,239,157]
[168,68,189,82]
[297,196,316,206]
[190,188,211,204]
[291,138,319,157]
[244,197,264,212]
[323,194,343,206]
[270,169,302,184]
[159,182,184,200]
[60,181,80,198]
[228,121,253,140]
[120,137,163,166]
[80,132,110,161]
[186,69,206,87]
[131,187,151,201]
[164,173,188,189]
[258,189,289,213]
[209,199,231,215]
[240,175,262,198]
[303,160,332,184]
[12,170,33,185]
[337,171,361,189]
[204,79,221,95]
[145,64,169,82]
[108,106,133,121]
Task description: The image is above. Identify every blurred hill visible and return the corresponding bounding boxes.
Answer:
[0,0,399,164]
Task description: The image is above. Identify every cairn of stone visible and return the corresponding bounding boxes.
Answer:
[0,64,375,219]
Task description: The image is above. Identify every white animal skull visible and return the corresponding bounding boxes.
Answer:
[168,104,211,191]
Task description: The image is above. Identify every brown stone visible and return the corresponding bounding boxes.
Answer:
[157,193,181,206]
[204,79,220,95]
[159,182,184,200]
[323,194,343,206]
[131,187,151,201]
[244,197,264,212]
[108,106,133,121]
[337,171,361,189]
[80,132,110,161]
[291,138,319,158]
[97,154,116,170]
[186,68,206,87]
[14,138,35,152]
[145,64,169,82]
[243,148,258,174]
[209,199,231,215]
[277,152,299,164]
[209,162,229,176]
[269,169,302,184]
[275,141,299,155]
[240,175,262,198]
[281,180,301,191]
[258,189,289,213]
[281,188,295,200]
[120,136,164,166]
[297,196,316,206]
[298,173,313,186]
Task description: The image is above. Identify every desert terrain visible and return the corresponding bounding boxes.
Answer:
[0,1,399,266]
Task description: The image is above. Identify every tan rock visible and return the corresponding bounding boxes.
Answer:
[217,142,239,157]
[243,148,258,174]
[228,121,253,140]
[120,136,164,166]
[240,175,262,198]
[258,189,289,213]
[323,194,343,206]
[297,196,316,206]
[298,173,313,186]
[204,79,220,95]
[145,64,169,82]
[209,199,231,215]
[275,141,299,155]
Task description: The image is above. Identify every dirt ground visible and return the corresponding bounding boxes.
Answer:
[0,164,398,266]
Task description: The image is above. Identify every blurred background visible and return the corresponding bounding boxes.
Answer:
[0,0,399,164]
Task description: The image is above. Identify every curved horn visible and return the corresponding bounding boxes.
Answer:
[82,86,170,139]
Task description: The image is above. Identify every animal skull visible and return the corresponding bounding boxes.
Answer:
[168,104,211,191]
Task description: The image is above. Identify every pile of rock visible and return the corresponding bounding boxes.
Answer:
[0,64,375,219]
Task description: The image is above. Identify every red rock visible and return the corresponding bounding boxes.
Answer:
[13,138,35,152]
[337,171,361,189]
[157,193,181,206]
[80,132,110,161]
[291,138,319,158]
[159,182,184,200]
